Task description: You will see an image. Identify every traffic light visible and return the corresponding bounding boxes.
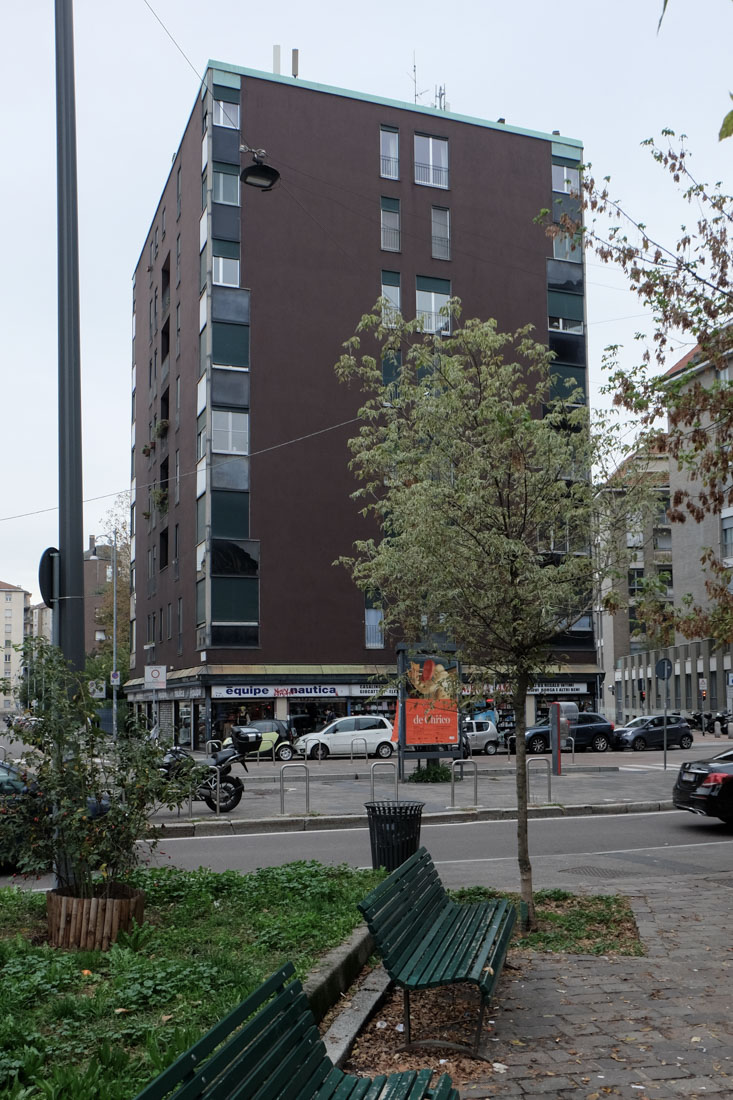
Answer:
[640,690,646,702]
[702,689,707,700]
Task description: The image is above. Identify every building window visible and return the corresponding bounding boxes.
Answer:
[553,233,582,263]
[161,207,166,239]
[722,516,733,560]
[213,255,240,287]
[175,304,181,357]
[549,316,584,333]
[212,168,239,206]
[212,409,249,454]
[552,163,580,194]
[414,134,449,189]
[176,166,182,218]
[380,196,400,252]
[416,275,451,333]
[177,597,183,654]
[175,450,180,504]
[176,234,181,285]
[431,207,450,260]
[213,99,240,128]
[380,126,399,179]
[381,270,400,326]
[365,596,384,649]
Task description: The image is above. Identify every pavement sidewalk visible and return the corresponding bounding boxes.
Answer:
[148,754,681,835]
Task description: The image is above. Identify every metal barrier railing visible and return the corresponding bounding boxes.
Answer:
[205,739,221,757]
[526,757,551,803]
[350,736,368,761]
[564,735,576,763]
[280,762,310,815]
[450,758,478,808]
[302,737,325,762]
[370,760,398,801]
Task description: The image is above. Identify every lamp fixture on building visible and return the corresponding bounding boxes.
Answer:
[240,144,280,191]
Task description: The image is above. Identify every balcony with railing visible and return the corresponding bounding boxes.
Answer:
[380,155,399,179]
[415,162,449,189]
[432,234,450,260]
[381,225,401,252]
[417,309,451,334]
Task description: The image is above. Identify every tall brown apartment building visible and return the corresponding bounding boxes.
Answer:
[125,62,594,742]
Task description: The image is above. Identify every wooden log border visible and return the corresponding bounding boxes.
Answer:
[46,885,145,951]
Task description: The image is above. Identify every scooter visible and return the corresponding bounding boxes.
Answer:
[160,741,249,813]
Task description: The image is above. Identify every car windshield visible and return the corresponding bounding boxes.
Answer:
[624,718,648,729]
[712,748,733,762]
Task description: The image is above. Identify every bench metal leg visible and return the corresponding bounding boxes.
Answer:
[399,984,490,1060]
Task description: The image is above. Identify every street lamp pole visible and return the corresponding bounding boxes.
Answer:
[55,0,85,673]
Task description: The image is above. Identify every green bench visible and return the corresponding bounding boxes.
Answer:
[357,846,516,1057]
[133,961,458,1100]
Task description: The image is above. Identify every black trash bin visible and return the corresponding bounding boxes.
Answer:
[364,801,425,872]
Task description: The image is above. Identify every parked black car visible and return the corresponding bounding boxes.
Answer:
[510,712,615,754]
[673,746,733,823]
[613,715,693,752]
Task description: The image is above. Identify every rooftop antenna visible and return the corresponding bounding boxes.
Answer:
[434,84,448,111]
[292,48,299,78]
[273,45,281,74]
[409,52,428,104]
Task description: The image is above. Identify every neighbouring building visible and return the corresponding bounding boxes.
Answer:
[1,581,31,713]
[84,535,113,656]
[125,60,598,743]
[601,345,733,724]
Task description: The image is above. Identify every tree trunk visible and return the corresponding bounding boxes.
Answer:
[513,672,536,931]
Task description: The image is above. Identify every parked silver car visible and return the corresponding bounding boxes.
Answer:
[462,719,501,755]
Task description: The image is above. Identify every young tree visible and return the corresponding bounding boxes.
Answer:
[86,494,132,687]
[336,303,645,929]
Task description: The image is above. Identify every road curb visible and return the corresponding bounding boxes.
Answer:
[149,800,676,838]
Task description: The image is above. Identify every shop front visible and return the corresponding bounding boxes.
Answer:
[211,682,397,736]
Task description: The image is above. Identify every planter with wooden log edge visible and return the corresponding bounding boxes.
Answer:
[47,883,145,951]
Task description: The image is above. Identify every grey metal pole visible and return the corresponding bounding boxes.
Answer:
[663,676,669,772]
[55,0,85,673]
[112,531,118,740]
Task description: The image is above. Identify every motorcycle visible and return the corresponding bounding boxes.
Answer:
[160,739,254,813]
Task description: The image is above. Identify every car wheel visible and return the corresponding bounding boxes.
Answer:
[484,741,498,755]
[591,733,610,753]
[679,733,693,750]
[310,743,328,760]
[528,735,547,754]
[276,743,295,761]
[632,736,647,752]
[376,741,393,759]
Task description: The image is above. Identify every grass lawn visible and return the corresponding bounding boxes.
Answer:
[0,866,642,1099]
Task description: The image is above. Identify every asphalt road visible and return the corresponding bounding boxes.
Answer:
[147,807,733,892]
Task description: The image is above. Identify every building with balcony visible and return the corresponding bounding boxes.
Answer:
[1,581,31,714]
[125,61,596,742]
[603,345,733,723]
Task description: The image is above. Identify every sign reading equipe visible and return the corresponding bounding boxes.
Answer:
[144,665,167,689]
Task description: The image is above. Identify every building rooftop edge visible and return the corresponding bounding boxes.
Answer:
[207,60,584,149]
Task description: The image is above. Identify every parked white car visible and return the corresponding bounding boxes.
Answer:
[462,718,501,755]
[293,715,394,760]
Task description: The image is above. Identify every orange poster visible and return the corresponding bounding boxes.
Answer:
[402,697,459,745]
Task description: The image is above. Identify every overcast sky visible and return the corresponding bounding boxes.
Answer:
[2,0,732,601]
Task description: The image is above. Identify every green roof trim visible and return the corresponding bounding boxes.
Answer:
[207,60,583,149]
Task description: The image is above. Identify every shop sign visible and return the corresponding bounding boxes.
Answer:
[528,682,588,695]
[350,684,398,697]
[213,684,351,700]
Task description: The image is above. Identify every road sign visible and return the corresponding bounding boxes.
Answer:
[655,658,673,681]
[699,677,708,692]
[110,670,121,686]
[144,665,167,689]
[88,679,106,699]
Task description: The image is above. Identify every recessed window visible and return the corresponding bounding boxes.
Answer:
[213,169,239,206]
[381,270,401,326]
[553,234,582,263]
[416,275,451,333]
[549,316,584,334]
[380,126,399,179]
[212,409,249,454]
[414,134,449,189]
[380,197,400,251]
[213,256,240,287]
[552,164,580,194]
[431,207,450,260]
[213,99,240,129]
